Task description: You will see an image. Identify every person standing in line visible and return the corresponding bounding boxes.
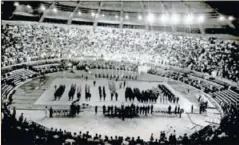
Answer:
[115,92,118,101]
[49,107,53,118]
[12,107,16,119]
[19,113,24,123]
[95,106,98,115]
[45,106,48,118]
[191,105,194,113]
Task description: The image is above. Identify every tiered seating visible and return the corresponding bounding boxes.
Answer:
[210,90,239,107]
[2,22,239,82]
[1,69,36,97]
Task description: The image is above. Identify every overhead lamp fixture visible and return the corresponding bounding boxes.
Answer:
[147,13,155,23]
[138,15,142,20]
[125,14,129,20]
[160,14,169,23]
[171,13,180,24]
[14,2,19,7]
[185,14,194,24]
[197,14,205,23]
[228,16,234,21]
[40,5,46,11]
[26,4,31,9]
[91,12,95,17]
[218,15,225,21]
[52,7,57,13]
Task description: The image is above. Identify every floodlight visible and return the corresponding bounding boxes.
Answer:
[228,16,234,21]
[52,7,57,13]
[185,14,194,24]
[160,14,169,23]
[40,5,46,11]
[171,13,180,24]
[26,5,31,9]
[138,15,142,20]
[14,2,19,7]
[147,13,155,23]
[218,15,225,21]
[198,14,205,23]
[125,15,129,20]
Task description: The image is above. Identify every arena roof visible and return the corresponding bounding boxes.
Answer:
[2,1,239,36]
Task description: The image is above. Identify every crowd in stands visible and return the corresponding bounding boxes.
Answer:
[2,22,239,82]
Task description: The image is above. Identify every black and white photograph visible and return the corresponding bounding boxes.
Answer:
[1,0,239,145]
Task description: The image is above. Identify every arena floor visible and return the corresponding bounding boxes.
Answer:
[11,70,221,140]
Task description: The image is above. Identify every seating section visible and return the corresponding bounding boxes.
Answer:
[1,69,36,97]
[210,90,239,107]
[1,22,239,82]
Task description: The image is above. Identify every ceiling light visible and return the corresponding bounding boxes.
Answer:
[171,13,180,24]
[138,15,142,20]
[40,5,46,11]
[198,14,205,23]
[26,5,31,9]
[125,15,129,20]
[185,14,194,24]
[147,13,155,23]
[14,2,19,7]
[218,15,225,21]
[228,16,234,21]
[160,14,169,23]
[52,7,57,13]
[91,12,95,17]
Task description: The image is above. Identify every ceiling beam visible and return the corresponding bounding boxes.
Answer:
[202,2,235,29]
[93,2,103,27]
[67,1,81,24]
[119,1,124,29]
[140,1,148,30]
[39,2,54,23]
[160,2,176,32]
[181,1,205,34]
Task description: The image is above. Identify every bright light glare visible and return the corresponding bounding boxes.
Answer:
[160,14,168,23]
[218,15,225,21]
[115,15,118,19]
[40,5,46,11]
[91,12,95,17]
[102,14,105,17]
[185,14,194,24]
[171,14,180,24]
[52,7,57,13]
[228,16,234,21]
[26,5,31,9]
[125,15,129,20]
[147,13,155,23]
[78,11,81,15]
[138,15,142,20]
[198,15,205,23]
[14,2,19,7]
